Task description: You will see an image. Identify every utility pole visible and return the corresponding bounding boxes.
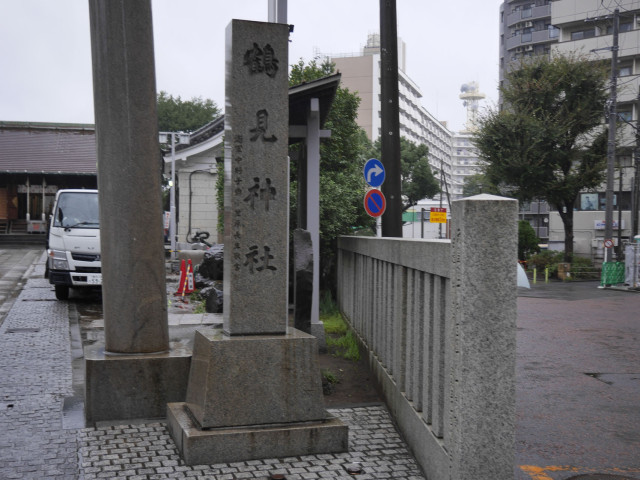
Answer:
[439,161,443,239]
[603,8,619,263]
[379,0,403,237]
[632,85,640,239]
[617,162,624,258]
[159,131,190,260]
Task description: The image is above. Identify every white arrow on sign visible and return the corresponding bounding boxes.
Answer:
[363,158,385,187]
[366,164,383,184]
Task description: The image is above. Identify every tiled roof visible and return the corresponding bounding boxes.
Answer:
[0,122,97,175]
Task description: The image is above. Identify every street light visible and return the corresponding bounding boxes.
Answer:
[159,131,191,260]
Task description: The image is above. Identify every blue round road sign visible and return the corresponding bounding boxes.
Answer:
[364,189,386,218]
[363,158,385,188]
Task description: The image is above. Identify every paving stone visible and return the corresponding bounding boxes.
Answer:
[0,255,430,480]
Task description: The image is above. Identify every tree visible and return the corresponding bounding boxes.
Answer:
[289,58,374,291]
[369,137,440,211]
[462,173,501,197]
[518,220,541,261]
[157,91,220,132]
[474,54,609,262]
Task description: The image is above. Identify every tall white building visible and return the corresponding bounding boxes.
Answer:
[451,131,483,199]
[328,34,454,200]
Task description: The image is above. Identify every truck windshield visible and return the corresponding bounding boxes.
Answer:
[53,192,100,228]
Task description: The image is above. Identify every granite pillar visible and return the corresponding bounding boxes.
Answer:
[89,0,168,354]
[167,19,347,465]
[449,194,517,479]
[86,0,187,424]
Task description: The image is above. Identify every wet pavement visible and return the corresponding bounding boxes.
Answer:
[1,250,639,479]
[0,252,426,480]
[515,281,640,479]
[0,246,44,327]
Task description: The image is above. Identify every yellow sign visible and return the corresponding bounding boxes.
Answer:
[430,207,447,223]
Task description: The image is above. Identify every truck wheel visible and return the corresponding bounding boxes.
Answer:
[55,285,70,300]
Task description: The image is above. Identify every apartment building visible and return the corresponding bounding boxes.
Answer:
[550,0,640,258]
[499,0,640,258]
[450,131,477,199]
[329,34,454,201]
[499,0,558,97]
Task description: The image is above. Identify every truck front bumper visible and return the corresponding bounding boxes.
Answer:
[49,270,102,287]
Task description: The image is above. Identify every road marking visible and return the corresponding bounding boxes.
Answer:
[520,465,640,479]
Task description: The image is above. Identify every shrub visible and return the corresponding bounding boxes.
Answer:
[518,220,541,261]
[528,250,564,272]
[528,250,599,280]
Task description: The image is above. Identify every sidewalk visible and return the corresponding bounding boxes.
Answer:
[0,253,426,480]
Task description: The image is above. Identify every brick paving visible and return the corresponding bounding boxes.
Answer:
[78,407,424,480]
[0,252,427,479]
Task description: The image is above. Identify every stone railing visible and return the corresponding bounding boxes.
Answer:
[337,195,517,480]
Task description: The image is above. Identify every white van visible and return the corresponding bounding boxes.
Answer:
[47,189,101,300]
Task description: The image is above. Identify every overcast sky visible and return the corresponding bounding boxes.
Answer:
[0,0,502,133]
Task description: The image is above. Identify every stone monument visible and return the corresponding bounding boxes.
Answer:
[167,20,348,465]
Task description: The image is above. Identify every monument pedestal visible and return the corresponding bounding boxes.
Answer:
[85,344,191,424]
[167,328,348,465]
[167,404,347,465]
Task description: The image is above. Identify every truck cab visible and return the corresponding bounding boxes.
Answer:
[47,189,101,300]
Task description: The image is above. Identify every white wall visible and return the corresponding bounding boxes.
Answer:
[176,156,219,243]
[549,210,633,259]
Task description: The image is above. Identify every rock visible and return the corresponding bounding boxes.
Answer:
[293,229,313,334]
[194,274,212,290]
[200,282,224,313]
[198,244,224,280]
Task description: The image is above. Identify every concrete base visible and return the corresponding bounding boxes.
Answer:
[84,344,191,424]
[167,402,348,465]
[185,328,329,428]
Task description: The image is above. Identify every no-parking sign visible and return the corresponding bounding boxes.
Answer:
[364,189,386,218]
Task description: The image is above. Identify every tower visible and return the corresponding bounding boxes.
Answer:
[459,82,485,131]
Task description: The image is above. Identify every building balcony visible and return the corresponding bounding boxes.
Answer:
[506,28,558,51]
[505,4,551,28]
[553,29,640,60]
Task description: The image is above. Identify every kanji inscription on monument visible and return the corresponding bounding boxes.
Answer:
[223,20,289,336]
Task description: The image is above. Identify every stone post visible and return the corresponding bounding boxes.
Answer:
[293,228,313,334]
[449,194,517,479]
[167,19,347,465]
[89,0,168,354]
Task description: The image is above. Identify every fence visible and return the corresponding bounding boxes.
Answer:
[337,195,518,480]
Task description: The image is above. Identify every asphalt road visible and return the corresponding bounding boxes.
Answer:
[516,281,640,479]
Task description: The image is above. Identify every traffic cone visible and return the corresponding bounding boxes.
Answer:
[186,259,195,294]
[175,259,187,296]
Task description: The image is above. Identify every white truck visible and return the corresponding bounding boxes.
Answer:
[47,189,101,300]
